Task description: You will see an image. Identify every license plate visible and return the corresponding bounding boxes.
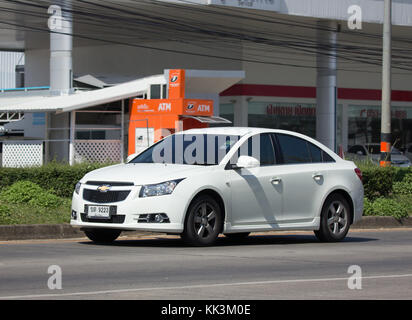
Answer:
[87,205,111,219]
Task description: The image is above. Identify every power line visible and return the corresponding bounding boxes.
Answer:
[2,0,412,72]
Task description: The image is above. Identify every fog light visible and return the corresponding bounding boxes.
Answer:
[137,213,170,223]
[71,210,77,220]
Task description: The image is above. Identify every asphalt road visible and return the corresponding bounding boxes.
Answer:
[0,229,412,300]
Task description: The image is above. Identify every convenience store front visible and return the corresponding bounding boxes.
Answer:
[220,85,412,152]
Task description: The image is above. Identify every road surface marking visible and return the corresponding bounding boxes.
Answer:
[1,273,412,299]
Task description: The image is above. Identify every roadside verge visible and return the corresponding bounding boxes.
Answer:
[0,217,411,241]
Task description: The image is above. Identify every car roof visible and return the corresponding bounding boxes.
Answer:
[176,126,308,137]
[173,127,340,161]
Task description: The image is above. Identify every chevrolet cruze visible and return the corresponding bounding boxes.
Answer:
[71,127,364,246]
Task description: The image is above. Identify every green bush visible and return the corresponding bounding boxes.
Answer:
[364,197,409,219]
[393,173,412,195]
[363,198,373,216]
[0,204,13,224]
[0,162,106,198]
[0,181,64,208]
[358,165,395,200]
[393,181,412,195]
[393,167,412,182]
[0,181,45,204]
[28,192,65,208]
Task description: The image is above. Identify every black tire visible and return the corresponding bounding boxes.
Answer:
[83,228,121,243]
[224,232,250,240]
[181,195,223,246]
[314,193,351,242]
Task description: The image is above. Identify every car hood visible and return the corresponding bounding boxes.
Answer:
[81,163,212,185]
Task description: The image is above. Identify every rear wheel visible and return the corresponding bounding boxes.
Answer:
[83,228,121,243]
[314,194,351,242]
[181,195,223,246]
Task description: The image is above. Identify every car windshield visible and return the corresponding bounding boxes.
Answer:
[130,134,240,165]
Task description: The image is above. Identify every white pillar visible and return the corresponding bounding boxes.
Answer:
[233,96,248,127]
[50,0,73,95]
[69,111,75,165]
[121,100,125,163]
[44,112,49,164]
[342,103,349,151]
[316,21,338,151]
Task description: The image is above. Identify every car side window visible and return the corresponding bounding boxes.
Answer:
[408,146,412,153]
[322,151,335,162]
[307,142,336,163]
[236,133,276,166]
[307,142,322,163]
[275,133,311,164]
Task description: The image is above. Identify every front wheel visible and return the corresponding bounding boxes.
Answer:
[314,194,351,242]
[181,195,223,246]
[83,228,121,243]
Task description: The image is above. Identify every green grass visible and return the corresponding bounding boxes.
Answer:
[0,180,72,225]
[0,199,71,225]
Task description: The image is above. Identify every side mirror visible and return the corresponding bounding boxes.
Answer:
[236,155,260,169]
[126,153,139,163]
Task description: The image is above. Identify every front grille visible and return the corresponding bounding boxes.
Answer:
[80,213,125,224]
[83,189,130,203]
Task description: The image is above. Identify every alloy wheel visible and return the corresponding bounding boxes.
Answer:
[326,201,348,236]
[193,202,217,239]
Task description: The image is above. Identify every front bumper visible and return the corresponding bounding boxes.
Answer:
[70,185,186,233]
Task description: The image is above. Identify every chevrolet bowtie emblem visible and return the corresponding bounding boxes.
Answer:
[97,185,111,193]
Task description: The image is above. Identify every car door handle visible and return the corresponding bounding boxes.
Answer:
[270,177,282,185]
[312,173,323,181]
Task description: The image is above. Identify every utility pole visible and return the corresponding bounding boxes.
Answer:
[380,0,392,167]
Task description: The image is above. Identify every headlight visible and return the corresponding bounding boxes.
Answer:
[75,182,81,195]
[139,179,184,198]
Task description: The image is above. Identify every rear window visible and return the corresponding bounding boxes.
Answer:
[276,134,335,164]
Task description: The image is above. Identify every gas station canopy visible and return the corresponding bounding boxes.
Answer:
[0,69,244,114]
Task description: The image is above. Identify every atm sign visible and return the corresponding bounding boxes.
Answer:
[184,100,213,115]
[197,105,210,112]
[158,103,172,111]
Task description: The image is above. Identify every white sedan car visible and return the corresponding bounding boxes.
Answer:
[71,127,364,246]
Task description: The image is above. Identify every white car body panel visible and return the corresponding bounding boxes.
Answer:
[71,127,364,235]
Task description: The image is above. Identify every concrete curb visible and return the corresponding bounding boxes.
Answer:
[352,216,412,229]
[0,217,411,241]
[0,224,84,241]
[0,224,162,241]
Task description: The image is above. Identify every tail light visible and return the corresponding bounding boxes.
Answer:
[354,168,363,182]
